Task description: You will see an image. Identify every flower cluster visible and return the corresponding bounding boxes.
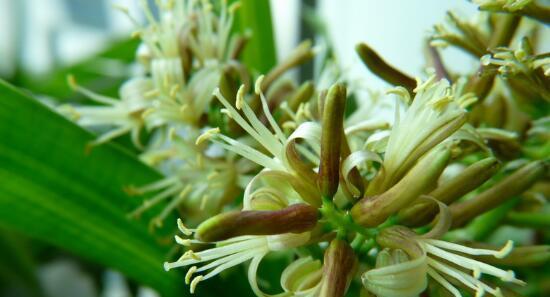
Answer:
[62,1,549,296]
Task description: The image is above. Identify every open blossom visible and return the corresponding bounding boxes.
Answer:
[198,76,324,207]
[164,219,311,294]
[481,39,550,78]
[362,226,523,297]
[60,76,154,148]
[367,75,476,194]
[121,0,241,127]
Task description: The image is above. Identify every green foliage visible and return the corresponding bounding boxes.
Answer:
[233,0,277,74]
[0,80,183,296]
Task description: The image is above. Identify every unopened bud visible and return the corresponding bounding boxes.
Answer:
[262,40,314,92]
[356,43,416,93]
[195,203,319,242]
[351,145,451,227]
[319,239,357,297]
[279,81,315,123]
[318,83,347,199]
[450,160,547,227]
[398,157,500,226]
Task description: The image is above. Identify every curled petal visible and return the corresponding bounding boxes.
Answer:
[417,196,452,239]
[341,150,383,197]
[247,254,288,297]
[280,257,323,295]
[362,253,428,297]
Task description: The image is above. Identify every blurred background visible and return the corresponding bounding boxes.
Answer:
[0,0,548,296]
[2,0,507,89]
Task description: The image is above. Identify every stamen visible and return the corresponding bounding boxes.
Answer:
[177,218,194,236]
[236,85,245,110]
[190,275,203,293]
[427,267,461,297]
[255,75,265,94]
[179,250,202,261]
[175,235,192,246]
[185,266,198,284]
[423,239,514,259]
[196,128,220,145]
[495,240,514,259]
[67,75,118,105]
[386,86,411,104]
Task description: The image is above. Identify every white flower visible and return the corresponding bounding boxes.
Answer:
[481,44,550,77]
[118,0,240,127]
[59,76,154,148]
[128,162,238,226]
[128,133,240,226]
[198,76,324,207]
[164,219,310,294]
[370,76,475,193]
[199,76,289,171]
[363,234,523,297]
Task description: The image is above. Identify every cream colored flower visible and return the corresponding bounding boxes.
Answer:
[363,226,522,297]
[164,219,310,294]
[60,76,154,148]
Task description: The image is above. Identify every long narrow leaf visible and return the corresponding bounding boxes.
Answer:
[0,80,183,296]
[235,0,277,74]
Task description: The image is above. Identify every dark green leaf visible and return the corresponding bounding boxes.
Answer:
[0,79,183,296]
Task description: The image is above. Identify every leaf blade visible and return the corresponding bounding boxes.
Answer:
[235,0,277,73]
[0,80,182,296]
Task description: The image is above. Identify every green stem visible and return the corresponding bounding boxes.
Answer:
[506,211,550,229]
[320,197,378,237]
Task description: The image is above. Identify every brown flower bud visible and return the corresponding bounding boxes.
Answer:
[279,81,315,124]
[319,239,357,297]
[398,157,500,226]
[356,43,416,93]
[195,203,319,242]
[351,145,451,227]
[261,40,314,92]
[450,160,547,227]
[318,83,347,199]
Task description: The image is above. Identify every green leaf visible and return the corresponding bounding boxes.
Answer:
[0,79,183,296]
[0,229,42,297]
[234,0,277,74]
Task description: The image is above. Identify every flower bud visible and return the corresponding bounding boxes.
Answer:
[351,145,451,227]
[318,83,347,198]
[450,160,547,227]
[356,43,416,93]
[398,157,500,226]
[279,81,315,124]
[261,40,314,92]
[319,239,357,297]
[195,203,319,242]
